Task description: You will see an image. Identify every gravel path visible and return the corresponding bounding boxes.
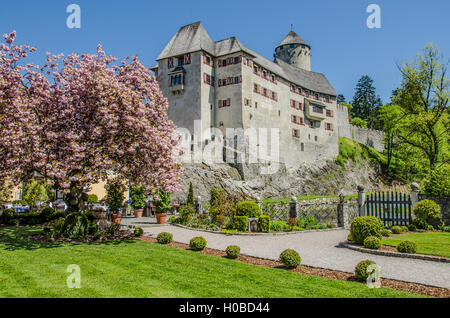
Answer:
[144,226,450,289]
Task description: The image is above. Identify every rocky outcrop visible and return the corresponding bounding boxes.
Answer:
[172,159,401,203]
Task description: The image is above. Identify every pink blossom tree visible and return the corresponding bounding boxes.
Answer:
[0,31,182,212]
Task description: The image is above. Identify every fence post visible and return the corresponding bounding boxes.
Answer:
[195,196,203,215]
[337,192,345,227]
[289,196,298,219]
[357,185,366,216]
[410,183,420,219]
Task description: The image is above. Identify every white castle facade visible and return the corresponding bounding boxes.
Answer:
[152,22,383,169]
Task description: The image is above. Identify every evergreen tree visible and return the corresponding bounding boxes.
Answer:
[187,182,194,206]
[337,94,346,104]
[351,75,383,129]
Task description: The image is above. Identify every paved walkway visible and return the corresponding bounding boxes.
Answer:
[144,225,450,289]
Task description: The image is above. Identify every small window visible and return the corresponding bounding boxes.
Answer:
[301,143,304,151]
[315,136,318,142]
[219,121,224,127]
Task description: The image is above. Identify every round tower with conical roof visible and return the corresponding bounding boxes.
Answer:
[274,30,311,71]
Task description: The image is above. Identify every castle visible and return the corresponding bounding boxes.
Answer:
[151,22,382,168]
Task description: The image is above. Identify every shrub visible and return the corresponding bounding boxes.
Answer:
[400,226,409,233]
[236,201,261,218]
[271,220,289,232]
[88,223,100,236]
[134,227,144,237]
[390,226,402,234]
[225,245,240,259]
[412,218,428,230]
[215,214,228,228]
[87,194,98,204]
[187,182,194,206]
[355,260,376,281]
[279,249,301,268]
[350,216,383,244]
[189,236,207,251]
[84,211,95,223]
[44,217,65,238]
[363,236,381,250]
[1,208,14,224]
[157,232,173,244]
[178,205,194,224]
[233,216,249,232]
[381,229,391,237]
[347,233,354,242]
[414,200,442,228]
[62,212,89,239]
[40,207,55,222]
[105,178,126,214]
[209,188,222,207]
[304,216,318,227]
[129,185,146,209]
[427,225,435,231]
[397,240,417,254]
[408,224,417,232]
[12,200,28,205]
[443,226,450,233]
[350,117,368,128]
[104,222,121,236]
[423,164,450,196]
[258,215,270,233]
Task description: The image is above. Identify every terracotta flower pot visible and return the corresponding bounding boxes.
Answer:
[134,209,144,218]
[111,214,122,224]
[156,213,167,224]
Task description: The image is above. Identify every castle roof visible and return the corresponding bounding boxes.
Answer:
[277,30,309,48]
[156,22,335,96]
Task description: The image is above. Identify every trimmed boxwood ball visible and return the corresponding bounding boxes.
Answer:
[347,233,354,242]
[258,215,270,233]
[156,232,173,244]
[350,216,383,244]
[134,227,144,237]
[414,200,441,222]
[225,245,240,259]
[355,260,377,281]
[397,240,417,254]
[390,226,402,234]
[279,249,301,268]
[40,207,55,222]
[1,208,14,224]
[381,229,391,237]
[363,236,381,250]
[189,236,207,251]
[234,216,249,232]
[400,226,409,233]
[235,201,261,218]
[408,224,417,232]
[412,218,428,230]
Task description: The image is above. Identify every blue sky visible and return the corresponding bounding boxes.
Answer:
[1,0,448,103]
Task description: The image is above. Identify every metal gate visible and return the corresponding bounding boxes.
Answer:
[365,192,412,226]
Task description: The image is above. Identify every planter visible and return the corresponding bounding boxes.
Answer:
[111,214,122,224]
[134,209,144,218]
[155,213,167,224]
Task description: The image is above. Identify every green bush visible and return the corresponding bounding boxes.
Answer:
[129,185,146,209]
[214,214,228,228]
[134,227,144,237]
[412,218,428,230]
[347,233,354,241]
[44,217,65,238]
[397,240,417,254]
[236,201,261,218]
[381,229,391,237]
[279,249,301,268]
[178,205,194,224]
[187,182,194,206]
[423,164,450,196]
[408,224,417,232]
[355,260,376,281]
[414,200,442,228]
[84,211,95,223]
[156,232,173,244]
[258,215,270,233]
[104,222,120,236]
[189,236,207,251]
[427,225,435,231]
[225,245,240,259]
[87,194,98,204]
[363,236,381,250]
[1,208,14,224]
[105,178,126,214]
[390,226,402,234]
[62,212,89,239]
[350,216,383,244]
[233,216,249,232]
[400,226,409,233]
[270,220,289,232]
[350,117,368,128]
[209,188,222,207]
[12,200,27,205]
[88,223,100,236]
[442,226,450,233]
[40,207,55,222]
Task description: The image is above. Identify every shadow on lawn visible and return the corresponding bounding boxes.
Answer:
[0,226,137,251]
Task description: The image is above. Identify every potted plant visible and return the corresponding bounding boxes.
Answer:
[130,185,146,218]
[153,189,172,224]
[105,177,126,225]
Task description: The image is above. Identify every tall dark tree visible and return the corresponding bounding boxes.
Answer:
[187,182,194,206]
[351,75,383,129]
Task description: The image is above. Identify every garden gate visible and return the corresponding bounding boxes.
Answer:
[365,192,412,226]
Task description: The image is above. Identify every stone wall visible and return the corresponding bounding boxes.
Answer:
[418,194,450,226]
[336,104,385,152]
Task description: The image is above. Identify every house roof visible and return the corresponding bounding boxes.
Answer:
[277,30,309,48]
[156,22,335,96]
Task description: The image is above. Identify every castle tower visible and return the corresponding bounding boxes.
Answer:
[274,30,311,71]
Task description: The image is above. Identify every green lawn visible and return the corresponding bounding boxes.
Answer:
[382,232,450,258]
[0,226,425,298]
